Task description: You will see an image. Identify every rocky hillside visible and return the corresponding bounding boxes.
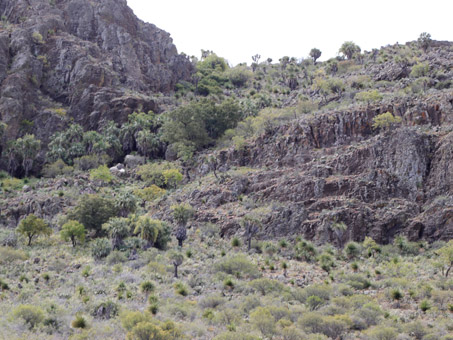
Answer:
[174,91,453,245]
[0,0,193,143]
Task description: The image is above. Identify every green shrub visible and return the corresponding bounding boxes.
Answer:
[135,185,166,202]
[13,305,45,329]
[74,154,110,171]
[0,278,9,291]
[71,314,87,329]
[90,165,114,183]
[299,312,348,338]
[137,162,180,188]
[420,299,431,312]
[67,194,117,236]
[91,238,112,259]
[231,237,241,247]
[92,301,118,319]
[106,250,128,264]
[306,295,324,310]
[42,159,74,177]
[214,254,261,278]
[410,63,429,78]
[355,90,383,104]
[141,281,155,295]
[372,112,402,130]
[0,246,27,264]
[227,66,253,87]
[250,307,276,337]
[199,295,225,309]
[391,288,403,301]
[249,278,284,295]
[295,239,317,262]
[174,282,188,296]
[366,326,398,340]
[344,241,361,259]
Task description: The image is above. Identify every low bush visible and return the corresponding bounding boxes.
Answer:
[214,254,261,278]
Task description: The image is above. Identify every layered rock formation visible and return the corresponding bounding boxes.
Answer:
[0,0,193,142]
[170,91,453,244]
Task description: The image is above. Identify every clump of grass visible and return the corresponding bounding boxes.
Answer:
[71,314,87,329]
[174,282,188,296]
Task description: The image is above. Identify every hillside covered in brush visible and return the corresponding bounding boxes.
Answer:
[0,0,453,339]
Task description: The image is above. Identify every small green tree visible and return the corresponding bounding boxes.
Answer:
[437,240,453,277]
[17,214,51,246]
[417,32,432,52]
[309,48,322,64]
[372,112,402,131]
[339,41,361,59]
[67,194,117,237]
[60,220,86,247]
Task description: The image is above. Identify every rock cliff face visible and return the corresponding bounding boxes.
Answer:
[0,0,193,141]
[162,91,453,245]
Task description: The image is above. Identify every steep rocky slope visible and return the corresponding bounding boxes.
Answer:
[156,90,453,245]
[0,0,193,143]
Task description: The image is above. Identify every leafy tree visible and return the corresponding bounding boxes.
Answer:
[437,240,453,277]
[196,53,229,95]
[103,217,130,250]
[60,220,86,247]
[162,99,242,154]
[241,215,262,251]
[309,48,322,63]
[172,203,194,247]
[14,134,41,177]
[17,214,51,246]
[339,41,361,59]
[372,112,402,130]
[417,32,432,52]
[67,194,117,237]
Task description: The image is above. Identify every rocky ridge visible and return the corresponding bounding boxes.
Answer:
[0,0,193,143]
